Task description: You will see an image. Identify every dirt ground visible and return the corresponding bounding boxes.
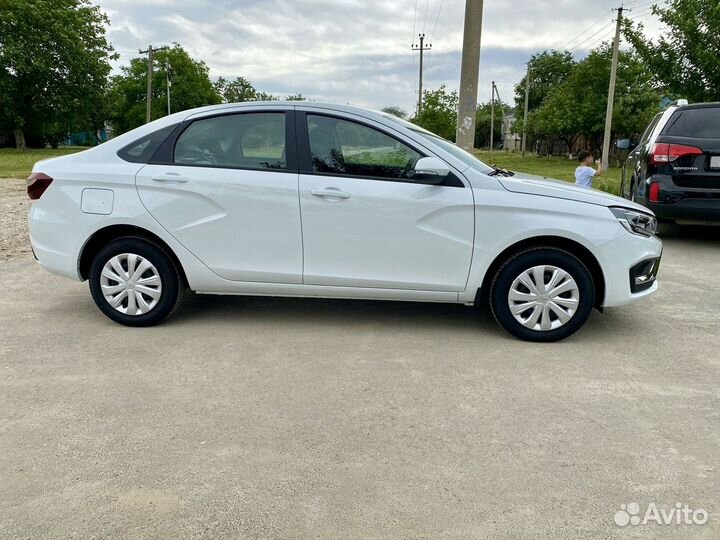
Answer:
[0,179,31,260]
[1,179,719,539]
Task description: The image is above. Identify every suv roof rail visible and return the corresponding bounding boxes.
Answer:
[675,99,689,106]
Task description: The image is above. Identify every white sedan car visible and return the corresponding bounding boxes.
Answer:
[27,102,662,341]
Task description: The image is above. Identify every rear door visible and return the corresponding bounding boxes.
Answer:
[658,106,720,191]
[136,108,303,283]
[296,111,474,292]
[624,112,662,199]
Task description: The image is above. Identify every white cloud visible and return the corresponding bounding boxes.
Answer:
[98,0,667,113]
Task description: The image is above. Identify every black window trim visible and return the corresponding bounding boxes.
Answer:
[149,109,298,173]
[294,110,465,188]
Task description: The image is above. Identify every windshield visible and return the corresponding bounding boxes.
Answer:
[378,112,495,174]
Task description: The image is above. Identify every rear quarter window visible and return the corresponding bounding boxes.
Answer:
[117,124,178,163]
[663,108,720,139]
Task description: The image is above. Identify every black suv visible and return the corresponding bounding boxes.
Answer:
[618,101,720,222]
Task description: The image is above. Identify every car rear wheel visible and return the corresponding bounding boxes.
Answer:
[89,237,183,326]
[489,248,595,342]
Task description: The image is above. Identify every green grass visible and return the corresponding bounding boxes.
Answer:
[474,150,621,195]
[0,148,84,178]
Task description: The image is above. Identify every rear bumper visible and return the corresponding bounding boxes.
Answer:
[591,232,663,308]
[638,175,720,221]
[646,198,720,221]
[28,202,88,281]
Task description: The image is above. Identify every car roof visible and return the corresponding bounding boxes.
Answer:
[673,101,720,110]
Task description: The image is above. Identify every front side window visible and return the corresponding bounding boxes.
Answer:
[174,113,286,169]
[639,113,662,144]
[306,115,422,179]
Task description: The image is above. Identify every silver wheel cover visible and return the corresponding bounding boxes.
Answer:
[100,253,162,315]
[507,265,580,332]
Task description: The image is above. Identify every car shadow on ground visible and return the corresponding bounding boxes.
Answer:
[165,291,638,343]
[657,222,720,245]
[172,291,501,332]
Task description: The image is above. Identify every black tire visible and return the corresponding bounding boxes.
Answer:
[89,237,183,327]
[489,247,595,342]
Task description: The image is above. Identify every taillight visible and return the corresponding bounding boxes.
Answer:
[649,143,703,164]
[26,172,53,200]
[648,182,660,203]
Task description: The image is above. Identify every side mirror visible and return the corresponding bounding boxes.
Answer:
[616,139,632,150]
[412,157,449,184]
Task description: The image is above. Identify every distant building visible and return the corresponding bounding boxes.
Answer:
[502,113,520,151]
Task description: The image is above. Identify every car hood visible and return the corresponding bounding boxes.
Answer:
[497,172,651,213]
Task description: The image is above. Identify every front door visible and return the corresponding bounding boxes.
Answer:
[136,110,303,283]
[297,112,474,292]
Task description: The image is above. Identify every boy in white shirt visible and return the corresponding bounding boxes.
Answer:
[575,150,603,189]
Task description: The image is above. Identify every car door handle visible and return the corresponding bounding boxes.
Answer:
[151,173,189,183]
[310,188,350,199]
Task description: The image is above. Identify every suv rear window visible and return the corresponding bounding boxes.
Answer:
[117,124,178,163]
[664,108,720,139]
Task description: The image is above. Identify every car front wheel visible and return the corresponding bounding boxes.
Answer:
[490,248,595,342]
[89,237,184,326]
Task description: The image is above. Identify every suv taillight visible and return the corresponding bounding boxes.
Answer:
[27,173,53,200]
[649,143,703,164]
[648,182,660,203]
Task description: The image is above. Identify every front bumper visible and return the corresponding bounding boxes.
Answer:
[591,232,663,308]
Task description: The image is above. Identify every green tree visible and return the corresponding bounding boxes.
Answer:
[528,45,661,153]
[514,50,576,113]
[412,85,458,140]
[0,0,115,148]
[255,91,278,101]
[380,106,408,119]
[474,101,508,149]
[108,44,220,134]
[214,76,257,103]
[623,0,720,102]
[285,93,306,101]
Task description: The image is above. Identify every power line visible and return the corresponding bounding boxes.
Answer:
[428,0,445,44]
[411,0,418,43]
[422,0,430,34]
[559,9,613,51]
[569,21,616,52]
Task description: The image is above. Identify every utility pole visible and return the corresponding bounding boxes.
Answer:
[456,0,484,151]
[165,61,173,116]
[138,45,169,123]
[521,62,531,156]
[411,33,432,114]
[602,6,625,169]
[493,82,506,150]
[490,81,495,151]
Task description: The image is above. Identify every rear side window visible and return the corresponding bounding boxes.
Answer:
[664,108,720,138]
[117,124,178,163]
[174,113,287,170]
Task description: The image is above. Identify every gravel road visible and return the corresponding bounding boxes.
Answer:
[0,179,31,260]
[1,178,719,539]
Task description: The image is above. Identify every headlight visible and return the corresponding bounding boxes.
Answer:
[610,207,657,237]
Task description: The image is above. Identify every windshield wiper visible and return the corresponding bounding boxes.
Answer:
[487,165,515,177]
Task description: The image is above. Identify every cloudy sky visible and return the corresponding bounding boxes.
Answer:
[98,0,665,114]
